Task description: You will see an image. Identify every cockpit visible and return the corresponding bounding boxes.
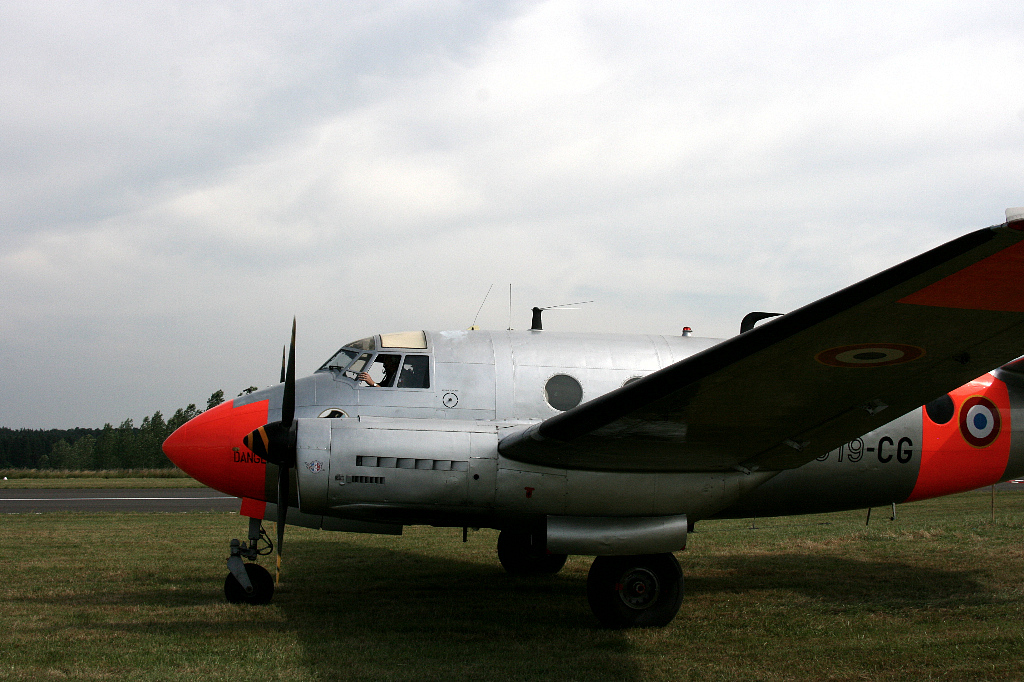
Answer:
[318,331,430,389]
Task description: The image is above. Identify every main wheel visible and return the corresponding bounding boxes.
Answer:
[224,563,275,605]
[497,530,568,575]
[587,553,683,628]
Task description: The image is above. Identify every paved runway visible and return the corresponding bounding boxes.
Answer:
[0,488,240,513]
[994,480,1024,491]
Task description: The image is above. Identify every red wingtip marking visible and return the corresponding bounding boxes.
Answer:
[898,240,1024,312]
[162,399,270,499]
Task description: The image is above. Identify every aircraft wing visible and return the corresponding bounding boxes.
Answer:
[499,214,1024,473]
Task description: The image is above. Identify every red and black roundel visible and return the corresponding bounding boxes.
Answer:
[815,343,925,368]
[959,395,1001,448]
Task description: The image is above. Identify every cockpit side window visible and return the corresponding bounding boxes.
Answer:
[367,353,401,387]
[396,355,430,388]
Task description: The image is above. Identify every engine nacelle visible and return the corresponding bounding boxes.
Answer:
[294,418,332,515]
[293,417,500,517]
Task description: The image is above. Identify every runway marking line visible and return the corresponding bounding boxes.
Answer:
[0,496,237,501]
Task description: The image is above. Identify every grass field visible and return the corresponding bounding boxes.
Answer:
[0,469,204,489]
[2,492,1024,681]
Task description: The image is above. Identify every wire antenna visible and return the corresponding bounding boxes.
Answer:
[543,300,594,310]
[530,300,594,330]
[471,284,494,329]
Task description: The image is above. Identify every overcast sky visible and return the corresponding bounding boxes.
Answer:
[2,1,1023,429]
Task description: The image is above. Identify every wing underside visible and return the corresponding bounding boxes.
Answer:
[499,218,1024,473]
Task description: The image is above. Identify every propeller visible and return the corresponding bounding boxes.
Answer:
[243,318,297,585]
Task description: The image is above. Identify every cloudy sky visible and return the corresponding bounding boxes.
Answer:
[2,1,1023,429]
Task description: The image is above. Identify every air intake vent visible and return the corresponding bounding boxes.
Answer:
[356,456,469,472]
[335,475,385,484]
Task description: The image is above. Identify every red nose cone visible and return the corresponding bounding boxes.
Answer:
[162,399,270,499]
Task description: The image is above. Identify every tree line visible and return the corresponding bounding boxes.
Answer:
[0,388,256,470]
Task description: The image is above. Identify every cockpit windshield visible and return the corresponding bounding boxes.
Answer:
[318,337,375,372]
[320,348,359,372]
[345,336,376,351]
[317,332,429,376]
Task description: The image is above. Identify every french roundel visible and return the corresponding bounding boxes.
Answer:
[958,395,1000,448]
[815,343,924,368]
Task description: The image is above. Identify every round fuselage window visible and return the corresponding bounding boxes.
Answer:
[924,394,954,424]
[545,374,583,411]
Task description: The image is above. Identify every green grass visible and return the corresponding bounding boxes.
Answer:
[2,492,1024,681]
[0,468,191,479]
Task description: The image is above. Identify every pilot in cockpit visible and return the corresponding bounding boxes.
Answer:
[356,354,401,387]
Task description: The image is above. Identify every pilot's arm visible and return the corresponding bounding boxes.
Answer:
[356,371,378,387]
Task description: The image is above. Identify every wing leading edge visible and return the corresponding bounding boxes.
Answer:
[499,214,1024,473]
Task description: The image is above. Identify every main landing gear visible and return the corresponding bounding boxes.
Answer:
[224,517,275,605]
[496,530,684,628]
[586,553,683,628]
[497,529,568,575]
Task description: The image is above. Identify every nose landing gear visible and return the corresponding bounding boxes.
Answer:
[224,517,275,605]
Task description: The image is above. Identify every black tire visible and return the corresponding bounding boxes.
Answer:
[497,530,568,575]
[224,563,275,605]
[587,553,683,628]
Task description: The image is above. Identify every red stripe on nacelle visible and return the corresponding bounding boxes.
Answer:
[908,374,1011,502]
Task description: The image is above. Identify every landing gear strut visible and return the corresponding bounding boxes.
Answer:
[497,529,568,575]
[224,517,275,605]
[587,553,683,628]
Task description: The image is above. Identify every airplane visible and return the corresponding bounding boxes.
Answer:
[164,207,1024,628]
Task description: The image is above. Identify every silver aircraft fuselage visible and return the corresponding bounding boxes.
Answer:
[164,329,1024,536]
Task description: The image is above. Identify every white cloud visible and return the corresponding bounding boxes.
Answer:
[2,0,1024,427]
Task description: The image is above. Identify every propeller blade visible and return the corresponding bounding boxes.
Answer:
[241,317,298,586]
[280,345,286,384]
[276,461,289,584]
[282,318,296,427]
[276,318,297,585]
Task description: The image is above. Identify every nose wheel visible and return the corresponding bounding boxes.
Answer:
[225,562,275,605]
[224,517,275,605]
[587,553,683,628]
